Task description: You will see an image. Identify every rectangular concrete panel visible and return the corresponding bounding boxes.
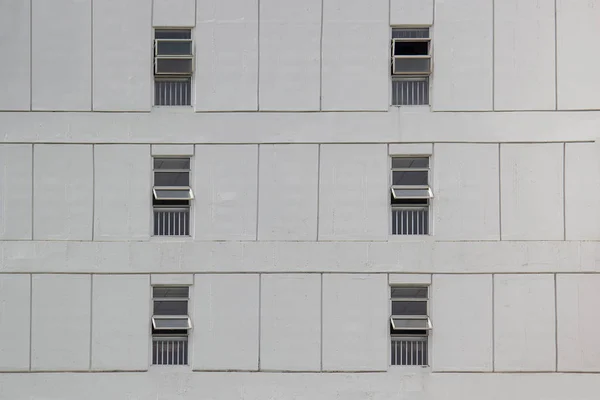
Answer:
[557,274,600,371]
[322,274,388,371]
[556,1,600,109]
[260,274,321,371]
[321,0,388,110]
[0,275,30,371]
[434,143,500,240]
[494,0,555,110]
[153,0,196,27]
[195,0,258,111]
[93,0,152,111]
[0,145,32,240]
[192,274,259,370]
[318,144,388,240]
[91,275,150,371]
[31,274,91,371]
[259,0,321,110]
[194,145,258,240]
[31,0,91,111]
[494,274,556,372]
[390,0,433,25]
[94,145,151,241]
[432,0,493,111]
[431,274,493,372]
[0,1,30,110]
[565,143,600,240]
[258,144,319,240]
[33,144,94,240]
[500,143,564,240]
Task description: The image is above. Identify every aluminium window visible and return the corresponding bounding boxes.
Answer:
[152,286,191,365]
[390,156,432,235]
[390,286,431,366]
[154,29,193,106]
[153,157,193,236]
[391,28,431,106]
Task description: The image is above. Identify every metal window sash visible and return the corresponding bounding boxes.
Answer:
[391,76,429,83]
[390,316,432,330]
[391,296,429,302]
[152,297,189,302]
[154,56,194,75]
[392,56,431,76]
[154,39,194,56]
[391,37,431,43]
[152,187,194,200]
[391,167,429,172]
[152,315,192,330]
[391,187,433,199]
[152,168,191,173]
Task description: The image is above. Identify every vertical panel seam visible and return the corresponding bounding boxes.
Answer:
[316,144,321,240]
[562,143,566,240]
[29,0,33,110]
[491,273,495,371]
[554,273,558,372]
[554,0,558,110]
[320,273,323,371]
[31,145,34,239]
[91,144,95,241]
[491,0,495,111]
[255,145,261,240]
[498,144,502,240]
[319,0,324,110]
[90,0,94,110]
[89,274,94,371]
[28,274,33,371]
[256,0,261,111]
[257,273,262,370]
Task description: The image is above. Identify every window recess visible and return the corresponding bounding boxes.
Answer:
[152,157,193,236]
[152,286,191,366]
[391,28,431,106]
[154,29,193,106]
[390,286,431,366]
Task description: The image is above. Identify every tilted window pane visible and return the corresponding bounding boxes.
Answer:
[392,170,428,186]
[393,58,430,74]
[154,172,190,186]
[154,158,190,170]
[154,300,188,315]
[152,317,191,330]
[392,300,427,316]
[156,40,192,56]
[153,286,189,298]
[391,287,428,299]
[155,29,192,39]
[391,188,432,199]
[156,58,193,74]
[392,157,429,169]
[153,189,193,200]
[391,317,431,330]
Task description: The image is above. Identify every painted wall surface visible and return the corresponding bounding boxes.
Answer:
[31,274,91,371]
[434,143,499,240]
[192,274,259,371]
[390,0,433,25]
[195,0,259,111]
[33,144,94,241]
[318,144,388,240]
[432,0,493,111]
[500,143,564,240]
[0,145,32,240]
[0,275,30,371]
[494,274,556,372]
[322,274,388,371]
[93,0,152,111]
[260,274,321,371]
[494,0,555,110]
[153,0,196,27]
[257,144,319,241]
[431,274,493,372]
[91,275,150,371]
[194,145,258,240]
[31,0,91,111]
[0,1,30,110]
[94,145,151,241]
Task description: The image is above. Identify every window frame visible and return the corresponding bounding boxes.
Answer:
[151,285,192,332]
[153,28,194,106]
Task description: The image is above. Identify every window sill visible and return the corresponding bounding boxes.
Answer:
[389,105,431,113]
[150,236,194,242]
[387,235,435,243]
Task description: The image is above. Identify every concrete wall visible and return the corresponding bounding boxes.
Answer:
[153,0,196,27]
[0,1,30,110]
[390,0,433,25]
[0,145,32,240]
[0,275,30,371]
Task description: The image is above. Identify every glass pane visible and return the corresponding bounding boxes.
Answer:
[394,41,428,56]
[391,287,428,299]
[155,29,192,39]
[153,317,190,329]
[391,188,432,199]
[156,58,193,74]
[154,172,190,186]
[393,58,430,74]
[392,171,428,185]
[154,189,192,200]
[392,157,428,169]
[392,301,427,315]
[154,300,188,315]
[153,286,189,298]
[156,40,192,56]
[154,158,190,170]
[391,318,430,329]
[392,28,429,39]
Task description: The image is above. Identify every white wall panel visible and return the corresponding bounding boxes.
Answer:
[432,274,493,372]
[31,274,91,371]
[321,0,388,110]
[193,274,259,370]
[195,0,258,111]
[194,145,258,240]
[31,0,91,111]
[565,143,600,240]
[500,144,564,240]
[0,1,30,110]
[390,0,433,25]
[494,0,555,110]
[0,275,30,371]
[94,145,151,241]
[432,0,493,111]
[260,274,321,371]
[318,144,388,240]
[434,143,499,240]
[33,144,93,240]
[0,145,32,240]
[322,274,387,371]
[93,0,152,111]
[556,1,600,109]
[153,0,196,27]
[91,275,149,371]
[259,0,321,110]
[258,144,318,240]
[557,274,600,371]
[494,274,556,372]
